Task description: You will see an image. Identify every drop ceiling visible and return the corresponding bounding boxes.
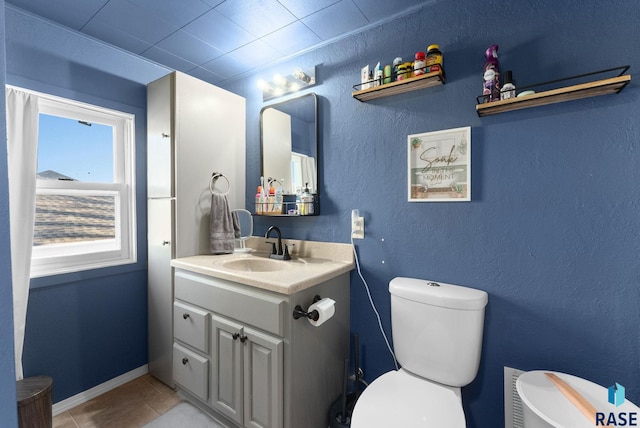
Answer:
[6,0,434,85]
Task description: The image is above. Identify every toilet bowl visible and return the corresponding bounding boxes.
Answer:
[517,370,640,428]
[350,277,488,428]
[351,368,466,427]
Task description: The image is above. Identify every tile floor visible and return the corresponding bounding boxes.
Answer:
[52,374,182,428]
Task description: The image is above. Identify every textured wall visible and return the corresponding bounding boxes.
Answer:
[224,0,640,426]
[3,6,168,405]
[1,1,638,426]
[0,0,19,426]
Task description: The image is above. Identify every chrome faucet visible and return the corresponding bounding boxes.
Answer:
[264,226,291,260]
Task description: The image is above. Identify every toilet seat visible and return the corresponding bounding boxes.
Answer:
[351,369,466,428]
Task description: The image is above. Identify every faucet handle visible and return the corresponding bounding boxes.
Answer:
[283,244,292,260]
[265,241,277,254]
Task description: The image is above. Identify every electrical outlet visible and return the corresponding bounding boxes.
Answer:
[351,209,364,239]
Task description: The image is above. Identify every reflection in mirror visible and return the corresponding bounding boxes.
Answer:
[260,93,318,200]
[232,209,253,253]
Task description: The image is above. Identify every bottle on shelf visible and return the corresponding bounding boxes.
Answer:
[255,186,264,214]
[500,70,516,100]
[392,57,403,82]
[275,179,285,214]
[267,182,276,213]
[383,64,392,84]
[426,44,443,73]
[482,44,500,102]
[414,51,426,76]
[373,62,383,86]
[300,183,314,215]
[361,65,370,89]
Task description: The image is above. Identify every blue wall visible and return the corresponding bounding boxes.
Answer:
[2,6,168,410]
[1,1,638,427]
[0,1,19,426]
[223,1,640,426]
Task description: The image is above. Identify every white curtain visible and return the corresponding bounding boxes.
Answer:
[6,87,39,380]
[302,156,317,194]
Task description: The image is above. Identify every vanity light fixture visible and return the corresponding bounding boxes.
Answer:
[259,66,316,101]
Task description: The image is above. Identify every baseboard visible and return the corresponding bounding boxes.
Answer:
[52,364,149,416]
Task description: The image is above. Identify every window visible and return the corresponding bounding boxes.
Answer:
[291,152,305,193]
[30,94,136,277]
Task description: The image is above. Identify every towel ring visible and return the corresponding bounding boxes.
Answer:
[210,172,230,195]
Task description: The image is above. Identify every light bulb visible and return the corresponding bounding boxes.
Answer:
[273,74,286,86]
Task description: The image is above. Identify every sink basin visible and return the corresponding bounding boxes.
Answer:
[221,258,296,272]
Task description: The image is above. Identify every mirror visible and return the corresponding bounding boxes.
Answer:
[260,93,318,204]
[232,209,253,253]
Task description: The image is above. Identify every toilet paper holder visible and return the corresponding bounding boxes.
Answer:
[292,295,322,321]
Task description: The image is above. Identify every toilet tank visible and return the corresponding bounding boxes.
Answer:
[389,277,488,387]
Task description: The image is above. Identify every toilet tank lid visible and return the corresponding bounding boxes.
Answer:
[389,277,488,310]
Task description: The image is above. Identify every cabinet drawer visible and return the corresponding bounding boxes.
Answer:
[173,343,208,401]
[174,301,209,352]
[175,270,286,337]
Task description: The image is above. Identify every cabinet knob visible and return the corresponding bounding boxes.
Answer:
[232,333,240,341]
[182,357,188,365]
[240,335,247,344]
[161,133,170,138]
[162,240,171,246]
[183,313,190,320]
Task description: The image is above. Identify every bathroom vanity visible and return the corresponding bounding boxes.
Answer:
[170,239,354,428]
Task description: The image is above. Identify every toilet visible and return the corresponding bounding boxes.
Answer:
[351,277,488,427]
[517,370,640,427]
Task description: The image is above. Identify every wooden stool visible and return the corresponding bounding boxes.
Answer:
[16,376,53,428]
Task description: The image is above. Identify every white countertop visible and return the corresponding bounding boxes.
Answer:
[171,238,355,295]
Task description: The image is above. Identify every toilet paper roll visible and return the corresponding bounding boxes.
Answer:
[307,297,336,327]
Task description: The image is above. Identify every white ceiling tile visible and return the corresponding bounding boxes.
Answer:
[142,46,198,73]
[6,0,108,30]
[229,39,281,68]
[215,0,296,38]
[184,9,256,52]
[276,0,341,19]
[261,21,322,56]
[200,53,246,79]
[352,0,432,22]
[189,66,226,85]
[7,0,433,83]
[200,0,225,8]
[89,0,178,45]
[301,0,368,40]
[127,0,212,28]
[83,19,152,54]
[156,30,223,65]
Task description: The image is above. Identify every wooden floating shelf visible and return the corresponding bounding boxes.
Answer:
[352,70,445,102]
[476,74,631,117]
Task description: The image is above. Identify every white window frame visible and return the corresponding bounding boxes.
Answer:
[30,92,137,277]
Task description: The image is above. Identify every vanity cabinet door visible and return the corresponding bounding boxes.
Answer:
[211,314,244,425]
[243,327,283,428]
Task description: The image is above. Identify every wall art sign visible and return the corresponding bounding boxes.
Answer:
[408,126,471,202]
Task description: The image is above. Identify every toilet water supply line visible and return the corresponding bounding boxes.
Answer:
[351,235,399,370]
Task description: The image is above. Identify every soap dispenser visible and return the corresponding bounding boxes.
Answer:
[301,183,314,215]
